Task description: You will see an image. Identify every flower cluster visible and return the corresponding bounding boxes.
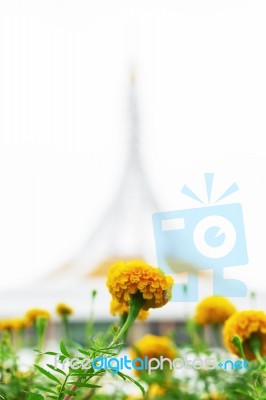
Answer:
[1,258,266,400]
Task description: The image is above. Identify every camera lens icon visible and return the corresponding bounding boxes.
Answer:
[153,203,248,272]
[193,215,237,259]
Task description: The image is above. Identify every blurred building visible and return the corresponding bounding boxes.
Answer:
[0,75,257,334]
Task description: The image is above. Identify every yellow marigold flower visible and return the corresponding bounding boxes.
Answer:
[136,309,149,322]
[110,298,149,321]
[25,308,50,324]
[56,303,74,316]
[195,296,236,325]
[0,317,29,331]
[209,393,226,400]
[130,334,177,375]
[148,383,166,398]
[14,371,31,379]
[110,297,128,316]
[106,260,174,311]
[201,393,226,400]
[223,310,266,360]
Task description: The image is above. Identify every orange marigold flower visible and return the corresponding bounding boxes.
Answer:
[25,308,50,324]
[56,303,74,316]
[106,260,174,311]
[223,310,266,360]
[110,298,149,321]
[195,296,236,325]
[130,334,178,375]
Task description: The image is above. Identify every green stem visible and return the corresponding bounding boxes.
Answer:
[57,373,70,400]
[62,294,145,400]
[232,335,246,360]
[28,317,49,387]
[247,334,265,365]
[62,315,70,342]
[86,290,97,341]
[82,375,101,400]
[213,324,222,347]
[63,377,81,400]
[109,293,145,348]
[36,316,48,351]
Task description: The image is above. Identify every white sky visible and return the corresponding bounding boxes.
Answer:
[0,0,266,292]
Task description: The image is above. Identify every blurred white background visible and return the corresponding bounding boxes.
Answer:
[0,0,266,293]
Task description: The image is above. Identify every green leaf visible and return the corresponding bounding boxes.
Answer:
[69,372,92,377]
[117,372,145,397]
[117,371,126,381]
[62,390,77,396]
[35,385,57,394]
[68,382,101,388]
[47,363,66,376]
[34,365,61,384]
[60,340,71,358]
[235,389,254,398]
[34,350,58,356]
[78,348,91,356]
[27,394,45,400]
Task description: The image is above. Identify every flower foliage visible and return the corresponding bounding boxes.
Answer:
[0,272,266,400]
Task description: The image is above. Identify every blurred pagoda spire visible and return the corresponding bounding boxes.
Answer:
[45,69,159,282]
